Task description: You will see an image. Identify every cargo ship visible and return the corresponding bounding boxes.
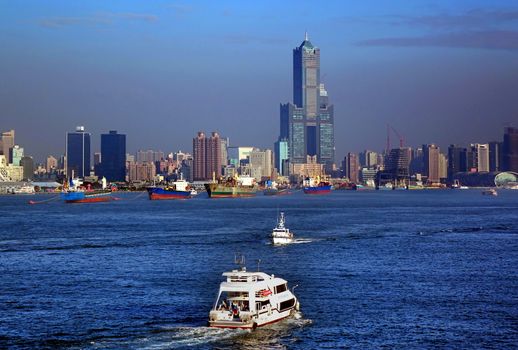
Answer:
[61,178,113,203]
[205,175,257,198]
[302,177,332,195]
[147,179,192,200]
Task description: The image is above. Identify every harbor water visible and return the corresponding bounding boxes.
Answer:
[1,190,517,349]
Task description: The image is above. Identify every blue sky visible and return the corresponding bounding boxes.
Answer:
[1,0,518,162]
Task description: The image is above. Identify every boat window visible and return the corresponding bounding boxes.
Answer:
[279,298,295,312]
[215,291,249,311]
[275,283,287,294]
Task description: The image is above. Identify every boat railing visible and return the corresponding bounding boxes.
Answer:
[228,275,258,283]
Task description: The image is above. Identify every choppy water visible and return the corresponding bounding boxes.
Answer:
[1,190,517,349]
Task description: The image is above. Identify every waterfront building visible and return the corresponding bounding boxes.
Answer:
[423,144,440,184]
[46,156,57,173]
[127,161,156,182]
[438,153,447,181]
[378,147,411,186]
[503,127,518,172]
[447,145,467,181]
[99,130,126,182]
[289,155,324,179]
[0,130,15,160]
[359,150,378,169]
[469,143,489,172]
[66,126,90,178]
[274,139,289,176]
[489,141,503,172]
[279,33,335,173]
[9,145,23,166]
[409,147,423,176]
[20,156,34,181]
[360,168,377,185]
[193,131,221,181]
[344,153,359,183]
[0,155,23,181]
[249,149,273,181]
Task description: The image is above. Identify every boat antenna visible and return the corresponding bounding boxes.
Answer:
[257,259,261,272]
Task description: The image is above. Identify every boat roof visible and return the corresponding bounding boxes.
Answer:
[221,270,287,285]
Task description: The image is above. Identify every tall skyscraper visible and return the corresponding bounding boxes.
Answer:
[345,153,359,183]
[359,150,378,169]
[447,145,467,181]
[470,143,489,172]
[66,126,91,178]
[423,144,440,184]
[279,33,335,173]
[0,130,15,160]
[274,138,289,176]
[488,141,503,172]
[20,156,34,181]
[503,127,518,172]
[99,130,126,182]
[193,131,222,181]
[46,155,57,173]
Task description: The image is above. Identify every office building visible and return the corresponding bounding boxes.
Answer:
[503,127,518,172]
[470,143,489,172]
[488,141,502,172]
[447,145,467,181]
[46,155,58,173]
[279,33,335,173]
[9,145,23,166]
[0,130,15,160]
[99,130,126,182]
[423,144,440,184]
[20,156,34,181]
[66,126,91,178]
[274,139,289,176]
[345,153,359,183]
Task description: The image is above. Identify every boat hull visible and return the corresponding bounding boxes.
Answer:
[303,185,332,195]
[205,183,257,198]
[147,187,191,200]
[209,309,294,329]
[272,236,294,245]
[61,191,113,203]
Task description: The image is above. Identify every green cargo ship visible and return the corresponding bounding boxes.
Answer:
[205,175,257,198]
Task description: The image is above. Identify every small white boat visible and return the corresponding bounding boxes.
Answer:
[190,188,198,196]
[209,255,299,329]
[13,185,35,194]
[482,188,498,196]
[271,212,294,245]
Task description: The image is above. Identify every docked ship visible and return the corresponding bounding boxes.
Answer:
[147,179,192,200]
[271,212,294,245]
[205,175,257,198]
[263,181,290,196]
[302,177,332,195]
[61,178,113,203]
[209,256,299,329]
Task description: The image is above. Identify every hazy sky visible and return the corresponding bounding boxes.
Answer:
[1,0,518,163]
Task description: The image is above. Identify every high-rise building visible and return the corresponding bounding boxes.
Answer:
[447,145,467,181]
[0,130,15,160]
[384,148,411,179]
[470,143,489,172]
[359,150,377,169]
[503,127,518,172]
[438,153,447,180]
[488,141,503,172]
[221,137,229,168]
[99,130,126,182]
[66,126,91,178]
[20,156,34,181]
[249,149,273,181]
[279,33,335,173]
[345,153,359,183]
[274,139,289,176]
[9,145,23,166]
[46,155,58,173]
[193,131,222,181]
[423,144,440,184]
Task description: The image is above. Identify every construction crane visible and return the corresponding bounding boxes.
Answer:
[386,124,405,153]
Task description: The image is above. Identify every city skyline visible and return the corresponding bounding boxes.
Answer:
[1,1,518,162]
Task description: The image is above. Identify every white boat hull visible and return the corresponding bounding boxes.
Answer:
[209,307,295,329]
[272,236,294,245]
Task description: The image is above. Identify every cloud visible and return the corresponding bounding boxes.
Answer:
[392,9,518,29]
[38,12,158,28]
[356,30,518,51]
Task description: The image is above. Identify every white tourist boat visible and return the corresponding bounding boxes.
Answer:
[13,185,35,194]
[209,256,299,329]
[271,212,294,245]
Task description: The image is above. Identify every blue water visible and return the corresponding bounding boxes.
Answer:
[1,190,517,349]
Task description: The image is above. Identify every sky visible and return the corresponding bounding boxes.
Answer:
[1,0,518,163]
